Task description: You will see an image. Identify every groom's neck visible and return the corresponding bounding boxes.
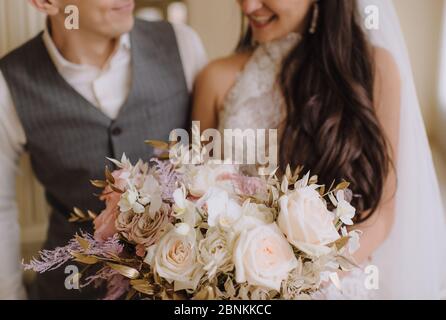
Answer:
[48,17,119,69]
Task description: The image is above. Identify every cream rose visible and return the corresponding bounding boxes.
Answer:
[277,187,340,255]
[198,228,235,279]
[148,224,204,291]
[188,165,237,197]
[233,223,298,291]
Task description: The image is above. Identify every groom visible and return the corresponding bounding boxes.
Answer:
[0,0,206,299]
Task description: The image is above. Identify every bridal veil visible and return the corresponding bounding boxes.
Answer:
[357,0,446,299]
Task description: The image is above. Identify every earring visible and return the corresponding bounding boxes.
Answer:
[309,1,319,34]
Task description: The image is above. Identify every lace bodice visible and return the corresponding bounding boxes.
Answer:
[218,33,301,134]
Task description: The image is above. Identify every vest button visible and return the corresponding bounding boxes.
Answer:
[111,127,122,136]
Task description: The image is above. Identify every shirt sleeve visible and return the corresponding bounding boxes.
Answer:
[0,71,27,299]
[172,23,208,92]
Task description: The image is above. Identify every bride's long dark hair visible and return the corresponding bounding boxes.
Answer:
[238,0,391,223]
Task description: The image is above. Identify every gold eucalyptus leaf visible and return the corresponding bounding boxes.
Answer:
[71,252,99,265]
[90,180,108,188]
[193,286,216,300]
[309,175,318,185]
[333,236,350,251]
[105,166,115,184]
[157,152,170,160]
[73,207,86,218]
[87,210,97,220]
[68,215,79,223]
[107,262,140,279]
[145,140,170,150]
[131,280,155,295]
[336,181,350,191]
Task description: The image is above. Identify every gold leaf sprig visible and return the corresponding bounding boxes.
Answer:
[68,207,97,223]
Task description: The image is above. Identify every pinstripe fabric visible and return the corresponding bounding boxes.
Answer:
[0,19,189,299]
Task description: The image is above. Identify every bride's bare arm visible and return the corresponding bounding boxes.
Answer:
[192,53,251,131]
[353,47,402,264]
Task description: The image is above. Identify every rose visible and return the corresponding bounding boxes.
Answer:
[277,186,340,256]
[116,211,140,241]
[233,201,275,233]
[188,165,237,197]
[130,207,170,247]
[233,223,298,291]
[198,228,235,279]
[146,224,204,291]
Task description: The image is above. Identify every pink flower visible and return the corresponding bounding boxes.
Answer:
[94,170,127,242]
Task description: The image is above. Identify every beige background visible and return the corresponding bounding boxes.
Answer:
[0,0,445,259]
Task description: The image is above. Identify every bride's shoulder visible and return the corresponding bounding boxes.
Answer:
[195,52,252,108]
[371,46,401,85]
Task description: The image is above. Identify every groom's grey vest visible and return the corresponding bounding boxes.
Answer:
[0,20,189,299]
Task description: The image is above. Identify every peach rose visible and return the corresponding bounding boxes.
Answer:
[233,223,297,291]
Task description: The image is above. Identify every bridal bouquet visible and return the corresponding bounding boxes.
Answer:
[24,142,361,300]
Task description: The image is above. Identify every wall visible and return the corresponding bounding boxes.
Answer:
[393,0,444,137]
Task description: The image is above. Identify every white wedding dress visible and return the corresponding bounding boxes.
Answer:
[218,0,446,299]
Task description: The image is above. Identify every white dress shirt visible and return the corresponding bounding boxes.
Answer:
[0,23,207,299]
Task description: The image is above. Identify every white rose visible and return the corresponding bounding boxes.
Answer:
[149,224,204,291]
[277,187,340,256]
[198,228,235,279]
[233,223,298,291]
[232,201,275,234]
[188,165,237,197]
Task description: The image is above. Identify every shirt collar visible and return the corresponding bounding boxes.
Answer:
[42,22,131,73]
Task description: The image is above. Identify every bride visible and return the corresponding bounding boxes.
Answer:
[192,0,446,299]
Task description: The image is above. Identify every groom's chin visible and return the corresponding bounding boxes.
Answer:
[109,16,135,37]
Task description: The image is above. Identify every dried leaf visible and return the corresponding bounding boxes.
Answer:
[87,210,97,220]
[308,175,318,185]
[319,185,326,196]
[90,180,107,188]
[281,177,289,193]
[328,192,338,207]
[193,286,216,300]
[285,165,292,180]
[145,140,170,150]
[71,252,99,265]
[105,166,115,184]
[107,262,140,279]
[335,181,350,191]
[73,207,84,217]
[130,280,155,295]
[75,235,90,250]
[333,236,350,251]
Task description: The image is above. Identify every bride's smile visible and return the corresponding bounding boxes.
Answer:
[238,0,314,43]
